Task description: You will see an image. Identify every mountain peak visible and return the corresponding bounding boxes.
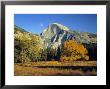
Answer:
[49,23,70,31]
[40,23,75,48]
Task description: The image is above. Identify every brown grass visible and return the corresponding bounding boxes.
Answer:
[15,61,96,67]
[14,61,97,76]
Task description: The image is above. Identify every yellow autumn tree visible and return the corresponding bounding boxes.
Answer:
[60,40,89,62]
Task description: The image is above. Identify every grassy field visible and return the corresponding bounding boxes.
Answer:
[14,61,97,76]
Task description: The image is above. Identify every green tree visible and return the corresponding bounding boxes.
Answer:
[14,28,43,63]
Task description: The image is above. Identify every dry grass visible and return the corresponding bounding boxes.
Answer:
[14,61,97,76]
[14,65,96,76]
[15,61,96,67]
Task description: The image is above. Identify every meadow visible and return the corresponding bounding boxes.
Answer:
[14,61,97,76]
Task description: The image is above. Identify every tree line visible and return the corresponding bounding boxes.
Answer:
[14,28,90,63]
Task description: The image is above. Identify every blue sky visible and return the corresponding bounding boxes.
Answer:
[14,14,97,34]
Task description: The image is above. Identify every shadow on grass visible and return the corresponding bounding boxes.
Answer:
[33,66,97,71]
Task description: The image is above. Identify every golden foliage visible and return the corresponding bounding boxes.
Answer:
[60,40,89,61]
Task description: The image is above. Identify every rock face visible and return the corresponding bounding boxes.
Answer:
[40,23,97,49]
[40,23,75,48]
